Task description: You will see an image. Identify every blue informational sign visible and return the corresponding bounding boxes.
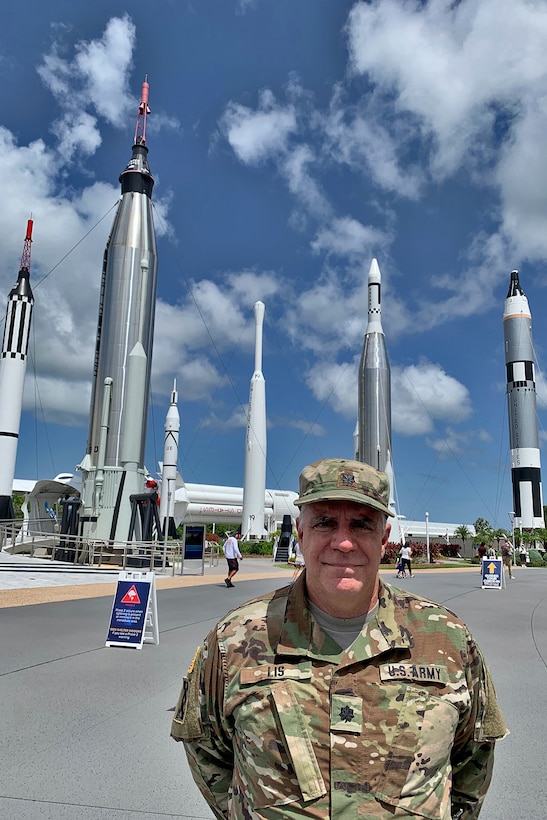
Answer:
[184,524,205,560]
[106,576,152,648]
[481,558,503,590]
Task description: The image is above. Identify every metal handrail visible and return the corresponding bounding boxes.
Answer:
[0,520,182,572]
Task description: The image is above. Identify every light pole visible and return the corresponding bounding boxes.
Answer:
[425,512,430,564]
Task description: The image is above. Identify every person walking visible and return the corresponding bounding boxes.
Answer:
[501,537,514,579]
[519,544,528,567]
[222,532,242,588]
[172,457,507,819]
[477,541,487,572]
[399,542,413,577]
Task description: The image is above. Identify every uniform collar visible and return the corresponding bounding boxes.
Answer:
[275,573,412,662]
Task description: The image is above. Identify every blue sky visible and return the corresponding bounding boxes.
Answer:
[2,0,547,530]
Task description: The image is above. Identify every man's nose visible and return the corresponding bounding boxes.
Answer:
[332,525,355,550]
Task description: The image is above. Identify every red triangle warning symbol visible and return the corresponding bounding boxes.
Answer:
[120,585,141,605]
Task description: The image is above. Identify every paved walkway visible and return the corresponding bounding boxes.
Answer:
[0,552,545,818]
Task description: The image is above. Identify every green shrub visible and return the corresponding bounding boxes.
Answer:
[239,540,273,556]
[527,549,546,567]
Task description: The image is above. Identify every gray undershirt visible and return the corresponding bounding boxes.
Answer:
[309,600,379,651]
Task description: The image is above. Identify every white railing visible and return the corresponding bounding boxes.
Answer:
[0,519,184,575]
[0,519,222,575]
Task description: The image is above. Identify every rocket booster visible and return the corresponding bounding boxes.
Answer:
[356,258,391,472]
[503,270,544,529]
[355,259,403,542]
[87,82,157,468]
[159,380,180,538]
[0,219,35,519]
[241,301,267,539]
[79,79,158,541]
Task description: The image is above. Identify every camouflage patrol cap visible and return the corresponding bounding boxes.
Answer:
[294,457,394,516]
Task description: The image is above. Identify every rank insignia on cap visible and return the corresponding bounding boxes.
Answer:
[339,705,354,723]
[340,472,356,487]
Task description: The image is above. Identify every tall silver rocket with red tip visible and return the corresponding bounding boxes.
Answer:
[0,220,35,519]
[241,301,267,539]
[78,78,158,541]
[503,270,544,530]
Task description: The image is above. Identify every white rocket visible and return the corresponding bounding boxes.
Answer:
[503,270,544,530]
[0,219,35,519]
[241,301,267,539]
[159,380,180,538]
[356,259,403,542]
[78,78,158,542]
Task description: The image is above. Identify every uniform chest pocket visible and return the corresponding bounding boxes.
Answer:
[231,677,327,810]
[375,685,460,819]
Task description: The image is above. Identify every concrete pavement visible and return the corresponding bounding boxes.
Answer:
[0,553,545,818]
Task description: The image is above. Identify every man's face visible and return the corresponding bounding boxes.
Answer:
[297,500,390,618]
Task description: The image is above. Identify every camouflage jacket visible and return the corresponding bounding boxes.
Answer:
[171,573,507,819]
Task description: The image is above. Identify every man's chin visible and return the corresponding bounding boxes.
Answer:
[332,578,364,594]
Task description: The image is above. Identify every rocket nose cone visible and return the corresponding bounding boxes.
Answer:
[368,258,381,285]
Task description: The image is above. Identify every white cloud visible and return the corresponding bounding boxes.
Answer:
[303,357,473,444]
[392,361,472,436]
[23,376,91,427]
[346,0,547,265]
[311,216,388,259]
[151,271,282,400]
[37,16,137,162]
[306,360,358,419]
[427,427,491,460]
[220,90,297,165]
[286,419,326,436]
[285,275,367,356]
[322,86,424,199]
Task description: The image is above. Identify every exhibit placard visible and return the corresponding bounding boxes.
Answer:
[106,571,159,648]
[481,558,504,590]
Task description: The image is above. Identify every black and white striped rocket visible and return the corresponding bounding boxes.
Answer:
[159,380,180,538]
[78,78,158,542]
[0,220,34,519]
[503,270,544,530]
[241,301,267,539]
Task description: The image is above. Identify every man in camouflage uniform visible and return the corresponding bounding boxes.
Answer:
[172,457,507,819]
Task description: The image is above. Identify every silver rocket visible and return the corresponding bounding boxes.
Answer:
[241,301,267,539]
[78,78,158,542]
[159,380,180,538]
[356,259,402,541]
[356,258,391,471]
[503,270,544,530]
[0,219,35,519]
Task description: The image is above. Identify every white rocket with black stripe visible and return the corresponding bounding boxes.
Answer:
[503,269,544,530]
[0,219,34,518]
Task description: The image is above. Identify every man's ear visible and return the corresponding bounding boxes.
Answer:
[381,522,391,558]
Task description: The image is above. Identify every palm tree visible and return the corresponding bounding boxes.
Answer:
[493,528,508,549]
[454,525,470,555]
